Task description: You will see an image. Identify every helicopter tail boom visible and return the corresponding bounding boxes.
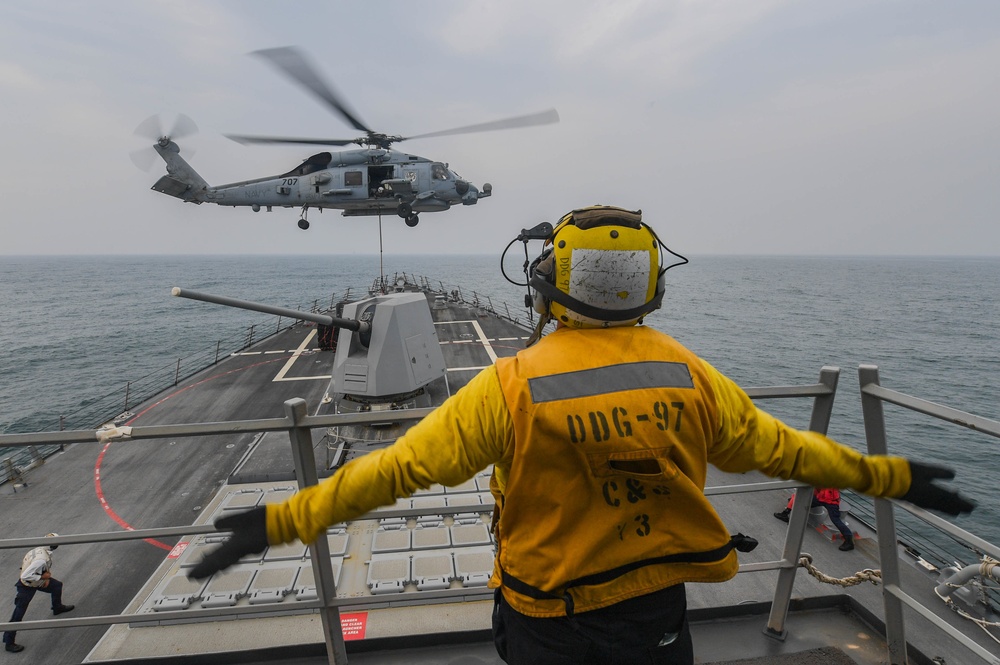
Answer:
[151,140,209,202]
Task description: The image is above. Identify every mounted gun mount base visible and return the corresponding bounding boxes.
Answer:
[331,291,445,402]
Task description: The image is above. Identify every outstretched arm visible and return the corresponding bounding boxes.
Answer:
[703,362,974,516]
[190,366,512,580]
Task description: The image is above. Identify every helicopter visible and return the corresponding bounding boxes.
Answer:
[136,47,559,229]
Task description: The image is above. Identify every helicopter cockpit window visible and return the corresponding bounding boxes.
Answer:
[345,171,363,186]
[282,152,332,177]
[431,163,450,180]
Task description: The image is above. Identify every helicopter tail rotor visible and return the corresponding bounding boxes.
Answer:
[130,113,198,171]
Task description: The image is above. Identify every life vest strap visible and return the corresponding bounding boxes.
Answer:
[501,533,758,618]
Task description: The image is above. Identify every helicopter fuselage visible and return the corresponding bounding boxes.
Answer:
[151,141,492,228]
[141,47,554,229]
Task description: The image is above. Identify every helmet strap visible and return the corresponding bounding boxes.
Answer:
[526,308,551,346]
[529,273,665,323]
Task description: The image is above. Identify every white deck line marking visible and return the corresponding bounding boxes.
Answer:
[434,318,501,363]
[272,330,331,382]
[470,319,499,364]
[447,366,489,372]
[264,350,286,354]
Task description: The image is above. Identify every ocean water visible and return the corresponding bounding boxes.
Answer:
[1,254,998,550]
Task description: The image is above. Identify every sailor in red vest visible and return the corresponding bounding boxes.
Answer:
[774,488,855,550]
[189,206,975,665]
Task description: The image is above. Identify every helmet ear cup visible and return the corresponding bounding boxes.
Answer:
[529,249,555,315]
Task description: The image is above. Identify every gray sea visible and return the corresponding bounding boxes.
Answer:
[1,254,998,553]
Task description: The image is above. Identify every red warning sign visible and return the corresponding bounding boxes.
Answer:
[340,612,368,640]
[167,542,189,559]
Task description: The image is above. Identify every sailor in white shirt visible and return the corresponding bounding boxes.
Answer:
[3,534,74,654]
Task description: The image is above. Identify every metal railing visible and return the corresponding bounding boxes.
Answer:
[2,359,997,659]
[859,364,1000,665]
[0,369,842,663]
[0,400,436,665]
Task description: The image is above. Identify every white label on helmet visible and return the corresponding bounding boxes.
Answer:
[568,249,651,311]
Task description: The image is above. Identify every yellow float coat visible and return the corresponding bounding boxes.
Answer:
[267,326,911,617]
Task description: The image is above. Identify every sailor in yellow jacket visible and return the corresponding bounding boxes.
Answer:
[190,205,975,665]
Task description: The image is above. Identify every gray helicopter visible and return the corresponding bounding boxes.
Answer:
[136,47,559,229]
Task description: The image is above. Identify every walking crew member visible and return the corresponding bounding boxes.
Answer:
[774,488,856,550]
[3,533,75,654]
[189,205,975,665]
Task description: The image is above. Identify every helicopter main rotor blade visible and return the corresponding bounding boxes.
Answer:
[402,108,560,142]
[252,47,371,134]
[225,134,359,147]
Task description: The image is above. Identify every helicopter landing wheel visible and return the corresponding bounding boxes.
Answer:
[297,219,310,230]
[397,202,412,219]
[405,214,419,228]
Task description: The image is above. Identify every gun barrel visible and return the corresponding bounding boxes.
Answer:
[171,287,362,332]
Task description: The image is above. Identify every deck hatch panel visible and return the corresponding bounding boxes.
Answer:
[249,566,299,605]
[411,551,455,591]
[367,554,411,594]
[412,524,451,550]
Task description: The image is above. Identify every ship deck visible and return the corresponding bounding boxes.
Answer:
[1,288,996,665]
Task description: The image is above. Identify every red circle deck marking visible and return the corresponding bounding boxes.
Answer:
[93,356,293,550]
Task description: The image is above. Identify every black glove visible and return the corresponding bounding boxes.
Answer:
[900,461,976,516]
[188,507,269,580]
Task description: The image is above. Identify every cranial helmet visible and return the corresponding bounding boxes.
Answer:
[46,533,59,550]
[528,206,666,338]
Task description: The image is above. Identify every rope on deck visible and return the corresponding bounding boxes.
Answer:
[798,553,882,586]
[799,554,1000,644]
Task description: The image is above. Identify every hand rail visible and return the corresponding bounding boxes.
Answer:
[2,361,998,664]
[0,374,841,664]
[859,364,1000,665]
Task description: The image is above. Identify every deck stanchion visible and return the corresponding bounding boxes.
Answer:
[859,365,907,665]
[284,398,349,665]
[765,366,840,640]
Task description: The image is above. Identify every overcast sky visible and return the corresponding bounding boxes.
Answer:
[1,1,998,256]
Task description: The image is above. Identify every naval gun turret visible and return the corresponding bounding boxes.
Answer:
[171,287,446,404]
